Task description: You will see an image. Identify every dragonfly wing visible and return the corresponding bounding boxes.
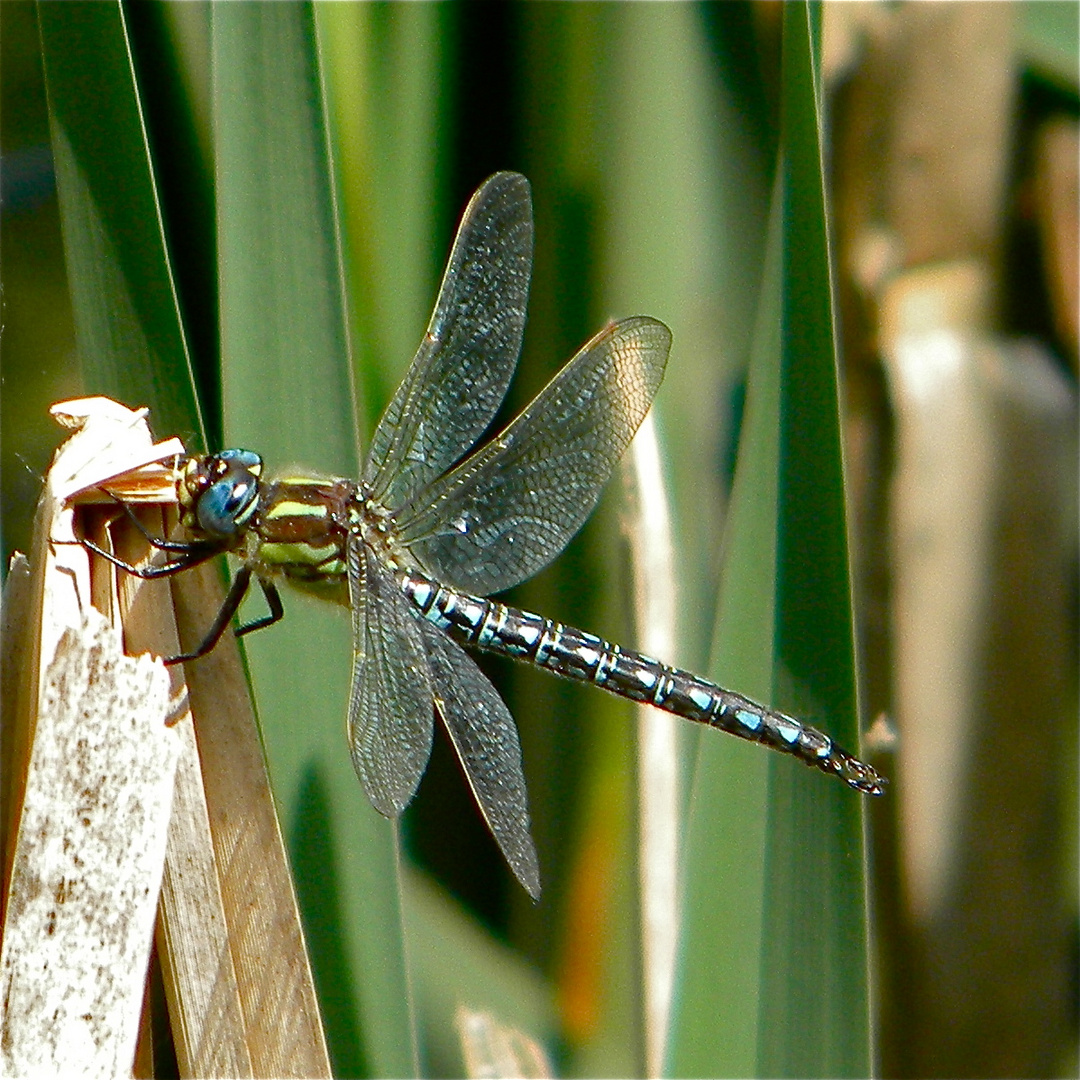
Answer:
[397,316,671,595]
[347,535,435,816]
[420,620,540,900]
[363,173,533,510]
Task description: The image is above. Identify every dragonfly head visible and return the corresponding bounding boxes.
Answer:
[179,449,263,540]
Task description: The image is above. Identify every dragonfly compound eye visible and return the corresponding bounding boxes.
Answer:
[217,448,264,475]
[196,468,260,538]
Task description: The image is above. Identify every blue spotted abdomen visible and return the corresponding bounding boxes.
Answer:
[399,569,885,795]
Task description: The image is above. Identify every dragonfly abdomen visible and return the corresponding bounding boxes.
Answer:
[400,570,885,795]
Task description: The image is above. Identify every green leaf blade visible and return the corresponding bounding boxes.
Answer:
[38,0,201,441]
[757,7,871,1077]
[212,5,416,1075]
[667,5,874,1077]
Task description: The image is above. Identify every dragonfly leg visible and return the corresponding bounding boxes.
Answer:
[167,563,256,665]
[74,493,226,578]
[99,489,209,553]
[79,534,222,578]
[235,577,284,638]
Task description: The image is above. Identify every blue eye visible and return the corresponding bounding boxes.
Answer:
[218,448,263,473]
[197,472,259,537]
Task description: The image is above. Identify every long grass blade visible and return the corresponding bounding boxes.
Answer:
[213,5,416,1074]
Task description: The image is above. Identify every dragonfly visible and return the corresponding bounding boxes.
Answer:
[83,172,885,899]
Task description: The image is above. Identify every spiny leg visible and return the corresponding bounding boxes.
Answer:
[168,571,284,665]
[235,576,285,639]
[75,492,226,578]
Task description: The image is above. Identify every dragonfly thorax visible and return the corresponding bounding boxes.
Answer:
[353,482,411,571]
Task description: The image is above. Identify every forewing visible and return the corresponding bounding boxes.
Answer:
[396,316,671,595]
[363,173,533,509]
[347,535,434,816]
[420,620,540,899]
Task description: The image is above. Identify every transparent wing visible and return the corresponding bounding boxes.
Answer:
[347,535,434,816]
[395,316,671,595]
[420,620,540,900]
[363,172,533,510]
